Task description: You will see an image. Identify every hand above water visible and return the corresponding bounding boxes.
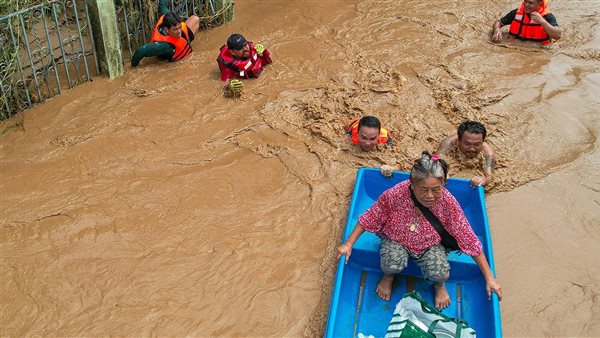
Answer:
[529,11,545,24]
[530,11,561,40]
[380,165,395,178]
[490,20,504,42]
[255,43,266,56]
[227,79,243,95]
[491,28,503,42]
[470,175,487,187]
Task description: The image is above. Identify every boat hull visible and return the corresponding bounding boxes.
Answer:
[325,168,502,337]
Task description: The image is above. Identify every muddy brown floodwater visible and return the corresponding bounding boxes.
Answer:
[1,0,599,336]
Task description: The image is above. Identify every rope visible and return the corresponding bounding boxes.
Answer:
[196,1,233,21]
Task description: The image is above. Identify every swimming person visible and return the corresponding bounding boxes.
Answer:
[337,152,502,308]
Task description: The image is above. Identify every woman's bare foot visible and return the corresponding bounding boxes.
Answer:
[434,282,451,309]
[376,274,394,301]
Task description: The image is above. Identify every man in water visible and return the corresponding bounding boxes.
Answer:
[491,0,560,44]
[131,6,200,67]
[436,121,495,187]
[217,34,272,96]
[347,116,392,152]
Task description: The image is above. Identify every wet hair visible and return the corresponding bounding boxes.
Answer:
[410,151,449,184]
[457,120,487,141]
[161,12,181,29]
[357,116,381,132]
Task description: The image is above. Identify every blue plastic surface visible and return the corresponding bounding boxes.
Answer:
[325,168,502,338]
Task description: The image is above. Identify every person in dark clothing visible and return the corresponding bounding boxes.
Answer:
[491,0,560,45]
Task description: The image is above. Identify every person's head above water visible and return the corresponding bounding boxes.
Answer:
[161,12,183,38]
[457,120,487,159]
[227,34,250,58]
[356,116,382,151]
[523,0,546,15]
[410,151,449,208]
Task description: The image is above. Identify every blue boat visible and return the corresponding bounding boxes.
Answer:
[325,168,502,337]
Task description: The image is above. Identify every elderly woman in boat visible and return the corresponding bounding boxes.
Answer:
[337,152,502,308]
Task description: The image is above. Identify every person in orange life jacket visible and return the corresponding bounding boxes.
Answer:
[491,0,560,44]
[217,34,272,95]
[131,12,200,67]
[347,117,397,178]
[347,116,392,152]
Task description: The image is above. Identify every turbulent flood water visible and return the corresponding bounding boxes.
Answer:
[1,0,599,336]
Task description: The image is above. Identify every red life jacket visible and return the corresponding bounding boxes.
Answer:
[151,15,192,61]
[509,0,552,45]
[216,42,271,81]
[348,119,390,145]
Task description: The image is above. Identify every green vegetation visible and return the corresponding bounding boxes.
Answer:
[200,0,234,28]
[0,0,39,16]
[1,0,234,120]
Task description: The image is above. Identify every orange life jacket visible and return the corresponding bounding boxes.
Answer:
[508,0,552,45]
[151,15,192,61]
[348,119,390,145]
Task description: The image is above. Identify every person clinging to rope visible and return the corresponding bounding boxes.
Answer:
[131,2,200,67]
[216,34,272,96]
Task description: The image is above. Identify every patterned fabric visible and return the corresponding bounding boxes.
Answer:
[380,236,449,281]
[359,180,482,256]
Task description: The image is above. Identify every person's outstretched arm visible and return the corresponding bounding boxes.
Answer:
[337,224,365,264]
[471,253,503,301]
[491,20,504,42]
[470,142,495,187]
[131,42,174,67]
[482,143,495,186]
[491,10,516,42]
[436,132,457,155]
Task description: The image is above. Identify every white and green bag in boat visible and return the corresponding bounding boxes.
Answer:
[385,291,476,338]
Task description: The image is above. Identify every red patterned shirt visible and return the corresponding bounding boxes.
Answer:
[358,180,483,256]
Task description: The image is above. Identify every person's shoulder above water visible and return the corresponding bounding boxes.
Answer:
[436,120,489,158]
[491,0,560,44]
[543,12,558,26]
[217,34,273,79]
[435,120,495,188]
[498,8,557,26]
[347,115,392,152]
[217,33,273,96]
[499,9,518,26]
[131,11,200,67]
[436,131,458,155]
